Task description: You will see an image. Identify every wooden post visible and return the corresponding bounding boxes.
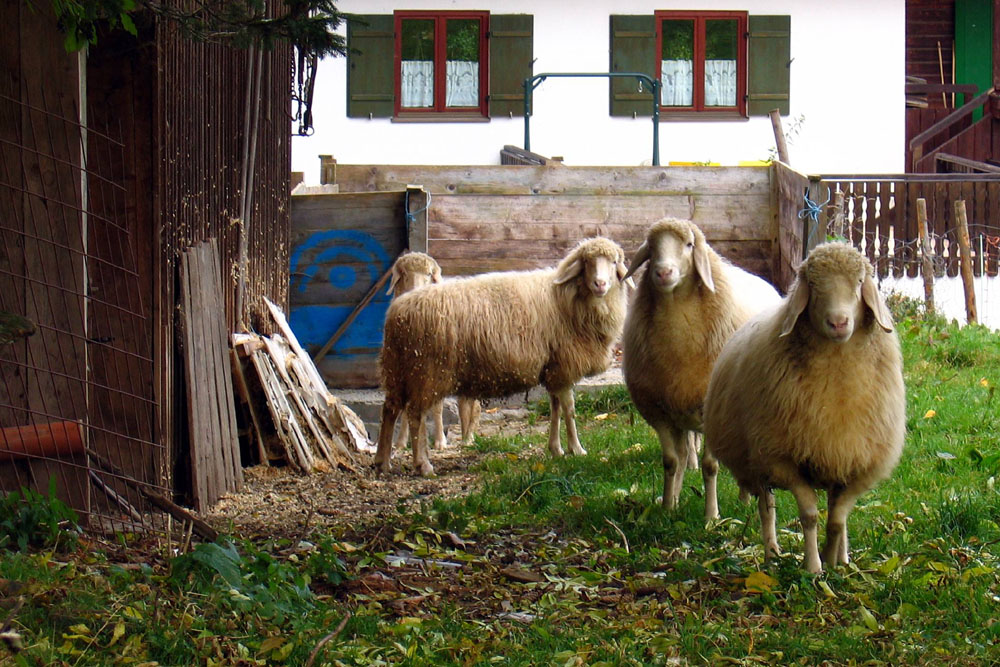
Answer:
[831,189,846,240]
[769,109,789,163]
[405,185,429,253]
[954,200,978,324]
[320,155,337,185]
[916,198,935,312]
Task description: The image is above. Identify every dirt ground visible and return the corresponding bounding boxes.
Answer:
[204,407,548,541]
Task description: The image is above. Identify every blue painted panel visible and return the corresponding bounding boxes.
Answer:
[288,229,395,356]
[289,302,390,352]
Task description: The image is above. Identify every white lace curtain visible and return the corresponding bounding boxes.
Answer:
[401,60,479,108]
[660,59,737,107]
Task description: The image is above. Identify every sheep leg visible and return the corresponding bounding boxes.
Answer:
[430,400,448,449]
[459,398,481,446]
[686,432,700,470]
[560,389,586,456]
[655,425,686,509]
[393,413,409,452]
[758,490,780,560]
[702,448,719,521]
[787,482,822,573]
[547,392,565,457]
[408,409,435,478]
[822,484,861,567]
[374,402,403,474]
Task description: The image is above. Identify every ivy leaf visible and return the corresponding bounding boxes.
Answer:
[858,606,879,632]
[107,621,125,648]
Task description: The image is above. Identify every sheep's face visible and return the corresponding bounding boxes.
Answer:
[387,253,442,296]
[625,218,714,294]
[553,238,629,298]
[781,243,893,342]
[582,254,617,297]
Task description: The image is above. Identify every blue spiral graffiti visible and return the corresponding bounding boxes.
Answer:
[289,229,392,294]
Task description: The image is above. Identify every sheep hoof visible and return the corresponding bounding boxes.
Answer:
[568,445,587,456]
[374,460,393,475]
[417,462,436,478]
[548,445,566,457]
[433,438,448,450]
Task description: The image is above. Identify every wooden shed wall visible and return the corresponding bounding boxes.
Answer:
[155,22,292,492]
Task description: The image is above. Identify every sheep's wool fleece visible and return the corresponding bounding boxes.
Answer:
[379,238,627,412]
[623,218,777,429]
[704,245,905,491]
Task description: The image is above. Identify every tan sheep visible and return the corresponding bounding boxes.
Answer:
[386,252,481,450]
[622,217,781,510]
[703,242,905,573]
[374,237,630,476]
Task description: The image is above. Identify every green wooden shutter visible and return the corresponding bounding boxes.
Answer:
[489,14,533,117]
[609,15,656,117]
[747,15,791,116]
[347,15,394,118]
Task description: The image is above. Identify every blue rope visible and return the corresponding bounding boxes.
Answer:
[404,189,432,238]
[798,187,830,249]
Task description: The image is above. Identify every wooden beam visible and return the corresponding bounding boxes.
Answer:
[769,109,789,164]
[405,185,429,253]
[309,265,393,365]
[908,87,996,154]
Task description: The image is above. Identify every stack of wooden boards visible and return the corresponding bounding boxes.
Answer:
[231,298,371,474]
[181,239,369,512]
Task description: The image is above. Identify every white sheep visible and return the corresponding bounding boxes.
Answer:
[703,242,905,573]
[622,217,781,510]
[374,237,631,476]
[386,252,481,450]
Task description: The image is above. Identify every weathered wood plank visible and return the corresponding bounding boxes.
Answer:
[334,165,772,197]
[427,194,771,236]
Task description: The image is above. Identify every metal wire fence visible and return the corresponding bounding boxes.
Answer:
[1,87,170,537]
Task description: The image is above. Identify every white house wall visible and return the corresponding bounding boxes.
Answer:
[293,1,904,184]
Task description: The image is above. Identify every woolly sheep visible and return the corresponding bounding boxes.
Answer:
[703,242,905,573]
[386,252,481,450]
[374,237,631,476]
[622,217,781,509]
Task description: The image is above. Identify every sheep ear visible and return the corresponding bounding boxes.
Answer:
[431,266,442,284]
[862,274,893,332]
[624,242,650,281]
[553,258,582,285]
[693,242,715,292]
[779,278,810,337]
[387,271,400,296]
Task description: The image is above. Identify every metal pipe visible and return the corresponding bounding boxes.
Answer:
[521,72,662,165]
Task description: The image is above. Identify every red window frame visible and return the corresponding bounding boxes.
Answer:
[393,10,490,117]
[655,10,747,116]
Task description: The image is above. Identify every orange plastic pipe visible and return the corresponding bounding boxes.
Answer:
[0,421,85,462]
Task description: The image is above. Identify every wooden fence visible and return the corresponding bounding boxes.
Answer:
[815,174,1000,278]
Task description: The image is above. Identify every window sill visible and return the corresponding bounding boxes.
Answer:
[658,111,749,121]
[392,113,490,123]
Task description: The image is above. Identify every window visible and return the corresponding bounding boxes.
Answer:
[396,11,488,116]
[347,13,534,120]
[610,13,790,119]
[657,11,746,114]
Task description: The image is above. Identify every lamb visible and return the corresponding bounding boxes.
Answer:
[385,251,481,450]
[702,242,905,573]
[621,217,781,510]
[374,237,631,476]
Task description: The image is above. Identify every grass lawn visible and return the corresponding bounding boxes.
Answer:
[2,298,1000,665]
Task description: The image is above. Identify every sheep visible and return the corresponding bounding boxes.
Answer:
[385,251,481,450]
[702,242,905,573]
[374,237,631,476]
[621,217,781,510]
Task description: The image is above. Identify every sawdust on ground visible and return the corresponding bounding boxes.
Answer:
[205,407,548,541]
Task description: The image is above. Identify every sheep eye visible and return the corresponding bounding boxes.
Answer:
[686,242,694,249]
